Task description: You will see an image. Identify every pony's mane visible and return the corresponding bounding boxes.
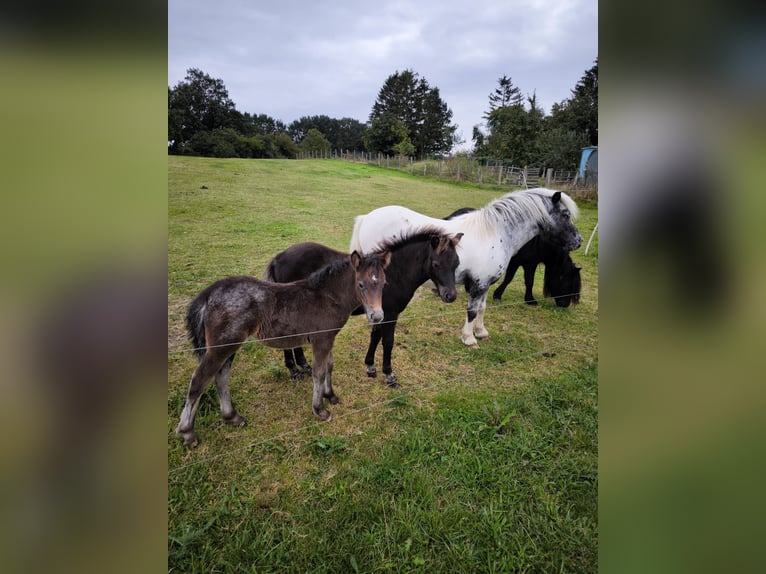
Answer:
[306,257,351,290]
[467,188,579,232]
[371,226,447,254]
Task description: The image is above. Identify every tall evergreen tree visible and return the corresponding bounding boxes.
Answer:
[484,75,524,118]
[367,70,457,157]
[547,59,598,146]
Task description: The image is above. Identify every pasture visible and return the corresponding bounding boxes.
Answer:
[168,157,598,572]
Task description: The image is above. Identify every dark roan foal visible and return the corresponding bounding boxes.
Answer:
[445,207,581,308]
[176,250,390,447]
[266,229,463,387]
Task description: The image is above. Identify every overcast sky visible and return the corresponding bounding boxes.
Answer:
[168,0,597,150]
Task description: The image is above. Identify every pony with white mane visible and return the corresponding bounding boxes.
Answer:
[351,188,582,347]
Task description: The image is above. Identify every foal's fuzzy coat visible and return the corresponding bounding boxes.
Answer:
[176,250,390,447]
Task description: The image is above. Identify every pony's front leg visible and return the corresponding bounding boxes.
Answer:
[294,347,312,375]
[461,294,482,347]
[364,325,384,378]
[462,283,489,347]
[473,293,490,339]
[522,262,539,305]
[322,352,339,404]
[309,339,338,421]
[283,349,301,379]
[380,321,399,388]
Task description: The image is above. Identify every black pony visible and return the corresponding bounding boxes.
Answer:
[266,229,463,387]
[445,207,581,308]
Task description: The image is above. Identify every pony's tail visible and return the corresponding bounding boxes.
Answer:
[349,215,364,253]
[264,258,278,282]
[186,291,209,359]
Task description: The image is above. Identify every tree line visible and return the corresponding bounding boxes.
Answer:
[473,61,597,171]
[168,60,597,170]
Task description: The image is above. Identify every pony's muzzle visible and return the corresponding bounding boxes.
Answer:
[366,307,385,323]
[438,287,458,303]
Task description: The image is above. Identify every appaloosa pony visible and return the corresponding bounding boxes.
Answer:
[351,189,582,347]
[446,207,581,308]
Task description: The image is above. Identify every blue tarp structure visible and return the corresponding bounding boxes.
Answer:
[576,146,598,185]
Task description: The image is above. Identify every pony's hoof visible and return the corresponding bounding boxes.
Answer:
[327,394,341,405]
[475,330,490,340]
[461,335,478,347]
[224,413,247,427]
[492,295,502,302]
[366,365,377,378]
[289,368,302,380]
[179,432,199,448]
[313,407,331,421]
[525,300,538,306]
[385,373,399,388]
[300,364,313,375]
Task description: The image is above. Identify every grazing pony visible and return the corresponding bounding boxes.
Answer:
[494,236,582,307]
[176,250,390,446]
[446,208,581,308]
[352,188,582,347]
[266,230,463,387]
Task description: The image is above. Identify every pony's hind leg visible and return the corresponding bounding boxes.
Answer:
[215,355,246,427]
[492,265,518,302]
[176,351,233,447]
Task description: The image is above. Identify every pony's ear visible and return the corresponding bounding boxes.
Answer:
[350,250,362,269]
[452,232,464,245]
[430,235,441,250]
[552,191,562,204]
[380,250,392,269]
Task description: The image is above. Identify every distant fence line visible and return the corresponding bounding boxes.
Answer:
[297,149,594,195]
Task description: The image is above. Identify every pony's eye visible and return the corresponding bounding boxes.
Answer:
[432,261,440,269]
[358,281,366,291]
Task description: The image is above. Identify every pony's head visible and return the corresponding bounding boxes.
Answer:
[351,250,391,323]
[543,255,582,308]
[540,191,583,251]
[428,232,463,303]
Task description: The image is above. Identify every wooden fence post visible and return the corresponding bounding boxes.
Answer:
[546,168,553,187]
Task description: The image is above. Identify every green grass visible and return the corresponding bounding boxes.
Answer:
[168,156,598,573]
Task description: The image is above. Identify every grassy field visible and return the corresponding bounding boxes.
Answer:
[168,156,598,573]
